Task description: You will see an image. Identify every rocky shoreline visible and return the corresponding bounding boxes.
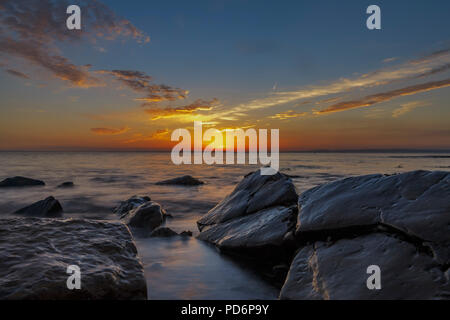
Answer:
[0,169,449,299]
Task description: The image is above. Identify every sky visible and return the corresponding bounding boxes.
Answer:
[0,0,449,151]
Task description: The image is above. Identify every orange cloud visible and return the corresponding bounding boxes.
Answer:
[123,129,170,143]
[316,78,450,114]
[145,98,218,120]
[270,110,308,120]
[90,127,130,135]
[97,70,188,104]
[0,0,149,87]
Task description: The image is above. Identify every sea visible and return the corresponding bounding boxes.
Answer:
[0,151,449,299]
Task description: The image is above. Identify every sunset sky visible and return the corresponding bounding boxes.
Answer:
[0,0,449,151]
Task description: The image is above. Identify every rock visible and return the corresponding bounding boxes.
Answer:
[156,175,204,186]
[121,201,165,230]
[198,205,297,250]
[0,176,45,188]
[280,233,447,300]
[0,217,147,300]
[150,227,178,238]
[14,196,63,218]
[197,170,298,259]
[113,195,151,215]
[280,170,450,300]
[180,231,193,237]
[197,169,298,231]
[57,182,74,188]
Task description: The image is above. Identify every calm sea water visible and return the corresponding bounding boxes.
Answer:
[0,152,449,299]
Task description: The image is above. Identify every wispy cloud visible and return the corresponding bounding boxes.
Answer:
[316,79,449,114]
[123,129,170,143]
[4,68,29,79]
[0,0,149,87]
[392,101,430,118]
[90,126,130,135]
[209,48,450,120]
[269,110,308,120]
[96,69,188,105]
[145,98,218,120]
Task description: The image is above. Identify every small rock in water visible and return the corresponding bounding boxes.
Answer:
[150,227,178,238]
[14,196,63,218]
[57,181,74,188]
[180,230,193,237]
[156,175,204,186]
[0,176,45,188]
[121,201,165,230]
[114,195,151,215]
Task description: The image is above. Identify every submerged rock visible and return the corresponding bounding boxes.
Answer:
[14,196,63,218]
[57,182,74,188]
[0,218,147,300]
[197,170,298,257]
[150,227,178,238]
[156,175,204,186]
[113,195,151,215]
[121,201,165,230]
[0,176,45,188]
[281,170,450,300]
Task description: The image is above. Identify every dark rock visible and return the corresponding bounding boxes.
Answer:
[198,205,297,250]
[150,227,178,238]
[280,170,450,300]
[114,195,151,215]
[180,231,193,237]
[156,175,204,186]
[197,169,298,231]
[14,196,63,218]
[0,176,45,188]
[121,201,165,230]
[57,182,74,188]
[0,217,147,300]
[197,169,298,257]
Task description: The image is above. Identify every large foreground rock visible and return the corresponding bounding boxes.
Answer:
[120,201,165,230]
[0,176,45,188]
[0,218,147,300]
[197,170,298,255]
[14,196,63,218]
[281,170,450,300]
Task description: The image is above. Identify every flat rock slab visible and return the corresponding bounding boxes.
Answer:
[282,170,450,299]
[297,170,450,243]
[0,176,45,187]
[0,218,147,300]
[280,233,449,300]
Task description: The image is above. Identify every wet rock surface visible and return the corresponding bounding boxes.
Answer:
[156,175,204,186]
[197,170,298,231]
[0,218,147,300]
[0,176,45,188]
[14,196,63,218]
[113,195,151,215]
[281,170,450,300]
[197,170,298,281]
[120,201,165,230]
